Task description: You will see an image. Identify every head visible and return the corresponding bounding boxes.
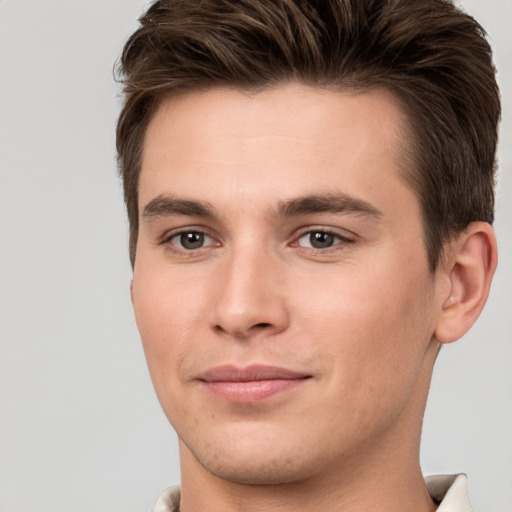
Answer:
[117,0,500,271]
[116,0,500,492]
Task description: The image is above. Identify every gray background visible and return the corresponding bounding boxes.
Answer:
[0,1,510,511]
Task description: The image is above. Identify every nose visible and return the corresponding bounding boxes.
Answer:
[208,246,289,340]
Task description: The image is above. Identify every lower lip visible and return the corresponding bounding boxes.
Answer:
[203,378,308,403]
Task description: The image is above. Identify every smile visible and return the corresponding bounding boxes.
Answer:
[197,365,312,403]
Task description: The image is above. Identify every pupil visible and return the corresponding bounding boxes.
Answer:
[310,231,334,249]
[181,232,204,249]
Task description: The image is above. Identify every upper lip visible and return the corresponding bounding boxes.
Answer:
[198,365,310,382]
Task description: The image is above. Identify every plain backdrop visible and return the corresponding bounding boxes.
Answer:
[0,1,510,511]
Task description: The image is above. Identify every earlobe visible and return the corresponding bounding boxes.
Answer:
[434,222,497,344]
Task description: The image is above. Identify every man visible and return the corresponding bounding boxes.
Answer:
[116,1,500,510]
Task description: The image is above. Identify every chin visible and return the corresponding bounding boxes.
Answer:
[196,450,317,485]
[180,426,332,486]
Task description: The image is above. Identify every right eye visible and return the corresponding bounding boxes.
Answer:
[168,231,216,250]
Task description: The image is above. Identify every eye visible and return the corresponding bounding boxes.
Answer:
[296,230,350,249]
[168,231,215,250]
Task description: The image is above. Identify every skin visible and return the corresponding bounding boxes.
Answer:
[131,83,497,512]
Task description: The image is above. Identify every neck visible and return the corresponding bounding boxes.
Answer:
[179,444,436,512]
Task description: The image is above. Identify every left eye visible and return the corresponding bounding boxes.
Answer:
[169,231,214,250]
[296,231,346,249]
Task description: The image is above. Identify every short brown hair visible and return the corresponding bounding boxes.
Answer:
[116,0,500,270]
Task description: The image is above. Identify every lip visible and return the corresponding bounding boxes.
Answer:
[197,365,312,403]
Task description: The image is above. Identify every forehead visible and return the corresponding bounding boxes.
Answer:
[140,83,413,218]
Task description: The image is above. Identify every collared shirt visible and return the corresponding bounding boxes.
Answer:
[150,474,473,512]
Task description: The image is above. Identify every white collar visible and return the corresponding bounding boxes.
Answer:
[425,474,473,511]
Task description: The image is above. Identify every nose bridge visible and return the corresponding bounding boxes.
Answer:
[210,239,288,338]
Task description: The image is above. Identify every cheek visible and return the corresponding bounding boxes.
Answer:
[294,260,434,398]
[131,267,205,394]
[133,261,204,333]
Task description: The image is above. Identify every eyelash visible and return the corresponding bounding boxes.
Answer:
[160,228,219,254]
[159,227,355,255]
[292,228,355,251]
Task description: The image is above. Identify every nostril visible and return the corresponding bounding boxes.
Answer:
[213,322,272,338]
[251,322,272,330]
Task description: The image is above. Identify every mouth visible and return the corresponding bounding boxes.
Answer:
[197,364,312,403]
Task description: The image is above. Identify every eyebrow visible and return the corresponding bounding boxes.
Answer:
[275,193,383,219]
[142,195,215,220]
[141,192,383,221]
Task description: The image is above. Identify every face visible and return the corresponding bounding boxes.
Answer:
[132,84,443,485]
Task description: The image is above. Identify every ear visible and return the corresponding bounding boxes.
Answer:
[130,280,134,304]
[434,222,497,344]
